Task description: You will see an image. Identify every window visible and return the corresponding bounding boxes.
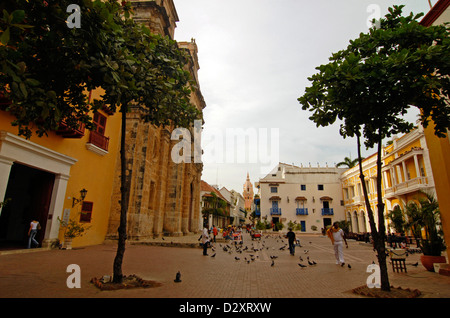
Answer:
[80,201,93,223]
[270,187,278,193]
[94,112,107,135]
[318,184,324,190]
[88,112,110,152]
[300,184,306,191]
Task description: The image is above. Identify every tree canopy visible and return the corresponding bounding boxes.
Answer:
[0,0,201,138]
[299,5,450,148]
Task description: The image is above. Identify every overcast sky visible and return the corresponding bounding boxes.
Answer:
[172,0,433,194]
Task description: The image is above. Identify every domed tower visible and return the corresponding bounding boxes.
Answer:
[243,172,254,212]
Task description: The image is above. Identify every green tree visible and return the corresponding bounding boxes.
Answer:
[405,192,445,256]
[1,0,201,283]
[386,205,406,234]
[299,6,450,291]
[336,156,361,168]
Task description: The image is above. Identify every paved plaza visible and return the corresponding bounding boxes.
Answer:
[1,232,449,299]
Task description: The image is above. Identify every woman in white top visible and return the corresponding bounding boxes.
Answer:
[327,222,348,266]
[27,219,40,248]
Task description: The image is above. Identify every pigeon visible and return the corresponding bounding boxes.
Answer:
[271,260,275,267]
[411,262,419,267]
[235,257,240,261]
[174,271,181,283]
[299,256,303,262]
[298,263,307,268]
[162,237,165,240]
[211,253,216,258]
[348,264,351,269]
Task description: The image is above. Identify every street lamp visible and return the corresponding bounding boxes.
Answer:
[72,188,88,207]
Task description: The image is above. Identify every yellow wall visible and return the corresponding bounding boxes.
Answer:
[0,88,121,247]
[424,125,450,260]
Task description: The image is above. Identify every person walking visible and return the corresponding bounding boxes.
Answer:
[27,219,40,248]
[212,225,218,243]
[327,222,348,266]
[286,227,296,256]
[201,226,210,256]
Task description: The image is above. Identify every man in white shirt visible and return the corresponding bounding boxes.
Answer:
[327,222,348,266]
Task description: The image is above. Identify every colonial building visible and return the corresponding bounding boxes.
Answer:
[382,125,436,213]
[340,125,436,235]
[220,187,246,226]
[0,0,206,249]
[200,180,230,229]
[0,88,122,249]
[420,0,450,261]
[106,0,206,239]
[259,163,347,233]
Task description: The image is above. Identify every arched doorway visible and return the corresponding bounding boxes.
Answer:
[353,211,360,233]
[360,210,367,232]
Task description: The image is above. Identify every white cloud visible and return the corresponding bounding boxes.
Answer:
[173,0,432,192]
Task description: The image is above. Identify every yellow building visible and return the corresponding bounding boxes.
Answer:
[420,0,450,260]
[340,125,436,236]
[382,126,435,215]
[0,88,121,249]
[1,0,205,250]
[341,153,378,234]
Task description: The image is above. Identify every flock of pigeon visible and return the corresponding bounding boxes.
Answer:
[206,233,329,270]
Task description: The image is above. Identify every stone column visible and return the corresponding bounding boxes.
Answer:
[43,174,70,247]
[181,167,192,235]
[0,156,13,216]
[153,128,171,237]
[413,154,421,179]
[163,140,183,236]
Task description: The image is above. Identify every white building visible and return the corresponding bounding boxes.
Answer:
[259,163,347,233]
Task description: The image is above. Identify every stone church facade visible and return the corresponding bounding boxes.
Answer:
[106,0,206,239]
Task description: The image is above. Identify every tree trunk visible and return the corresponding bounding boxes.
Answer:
[113,105,130,284]
[375,135,390,291]
[356,133,390,292]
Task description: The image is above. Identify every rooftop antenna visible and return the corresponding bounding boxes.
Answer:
[215,166,219,186]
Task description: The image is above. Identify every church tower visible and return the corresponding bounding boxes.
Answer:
[243,172,254,212]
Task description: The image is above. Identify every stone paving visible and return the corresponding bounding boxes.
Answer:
[0,231,449,299]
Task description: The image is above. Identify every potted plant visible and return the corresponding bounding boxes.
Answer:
[405,192,446,271]
[58,217,91,250]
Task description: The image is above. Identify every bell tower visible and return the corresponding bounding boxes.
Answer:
[243,172,254,212]
[131,0,179,39]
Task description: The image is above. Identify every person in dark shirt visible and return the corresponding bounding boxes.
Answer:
[286,227,296,255]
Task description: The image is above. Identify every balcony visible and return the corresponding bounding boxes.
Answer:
[86,130,110,156]
[296,208,308,215]
[384,176,430,198]
[270,208,282,215]
[321,208,334,216]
